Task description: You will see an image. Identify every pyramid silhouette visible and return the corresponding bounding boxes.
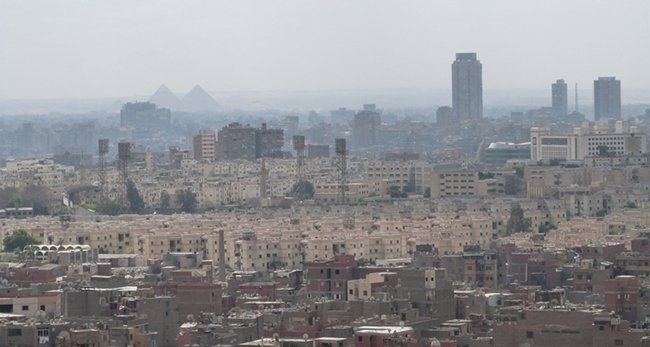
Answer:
[149,84,181,109]
[180,85,220,112]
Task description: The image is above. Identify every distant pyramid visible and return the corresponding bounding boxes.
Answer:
[149,84,181,109]
[180,85,220,112]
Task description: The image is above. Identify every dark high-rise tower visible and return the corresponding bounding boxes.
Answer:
[552,79,568,117]
[594,77,621,121]
[452,53,483,120]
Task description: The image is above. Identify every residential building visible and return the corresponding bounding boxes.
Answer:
[192,129,216,162]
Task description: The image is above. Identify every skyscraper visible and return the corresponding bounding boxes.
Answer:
[452,53,483,120]
[594,77,621,121]
[551,79,568,117]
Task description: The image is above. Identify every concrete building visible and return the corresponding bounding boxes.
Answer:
[552,79,568,117]
[353,104,381,149]
[452,53,483,120]
[255,123,284,158]
[307,144,330,159]
[530,121,646,161]
[304,255,357,300]
[192,129,216,162]
[594,76,621,121]
[483,142,531,165]
[217,123,284,161]
[217,123,258,161]
[120,102,171,132]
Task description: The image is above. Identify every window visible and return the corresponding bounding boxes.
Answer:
[614,339,623,346]
[8,328,22,336]
[526,331,533,339]
[40,305,45,311]
[37,328,49,337]
[22,305,29,311]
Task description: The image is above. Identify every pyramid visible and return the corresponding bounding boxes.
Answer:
[180,85,220,112]
[149,84,181,109]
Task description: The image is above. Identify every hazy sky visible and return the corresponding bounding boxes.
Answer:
[1,0,648,99]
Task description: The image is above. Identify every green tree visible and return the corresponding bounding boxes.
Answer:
[3,229,39,252]
[160,191,171,210]
[175,188,197,213]
[288,180,315,200]
[478,172,495,180]
[126,180,145,213]
[424,187,431,198]
[388,185,407,198]
[96,200,125,216]
[506,203,532,234]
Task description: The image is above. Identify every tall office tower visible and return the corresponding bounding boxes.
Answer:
[452,53,483,120]
[552,79,568,117]
[192,129,216,162]
[594,77,621,121]
[352,104,381,149]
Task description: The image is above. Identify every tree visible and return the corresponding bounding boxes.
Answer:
[96,200,125,216]
[126,180,145,213]
[160,191,171,210]
[424,187,431,198]
[22,186,54,215]
[175,188,197,213]
[478,172,495,180]
[388,185,407,198]
[0,186,53,215]
[3,229,38,252]
[288,180,315,200]
[506,204,532,234]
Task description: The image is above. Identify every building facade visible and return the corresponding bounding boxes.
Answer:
[552,79,568,117]
[192,129,216,162]
[594,76,621,121]
[452,53,483,120]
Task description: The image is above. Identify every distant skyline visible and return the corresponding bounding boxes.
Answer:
[1,1,649,99]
